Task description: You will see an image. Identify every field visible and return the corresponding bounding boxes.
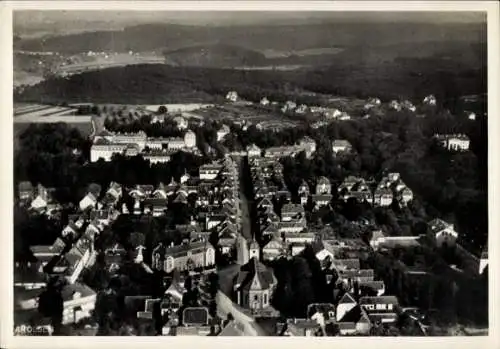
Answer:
[13,104,95,149]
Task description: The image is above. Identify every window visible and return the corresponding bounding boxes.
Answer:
[254,295,259,301]
[263,293,267,305]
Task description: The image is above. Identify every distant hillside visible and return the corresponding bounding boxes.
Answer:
[163,44,267,67]
[15,22,486,55]
[14,45,486,106]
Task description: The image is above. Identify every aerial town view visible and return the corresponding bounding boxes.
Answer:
[11,8,490,338]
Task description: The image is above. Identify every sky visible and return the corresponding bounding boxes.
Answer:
[14,10,487,30]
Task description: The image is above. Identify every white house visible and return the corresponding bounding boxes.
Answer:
[61,283,97,325]
[428,218,458,247]
[226,91,238,102]
[423,95,437,106]
[217,124,231,142]
[79,192,98,211]
[246,144,262,157]
[173,116,188,130]
[332,140,352,154]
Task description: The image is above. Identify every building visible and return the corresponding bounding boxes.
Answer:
[233,257,277,311]
[151,240,216,273]
[423,95,437,106]
[281,203,305,222]
[226,91,238,102]
[281,101,297,113]
[428,218,458,247]
[90,139,128,162]
[298,136,316,158]
[173,116,188,130]
[262,237,285,261]
[358,296,399,323]
[315,176,331,195]
[336,304,372,335]
[434,134,470,151]
[199,163,223,180]
[217,124,231,142]
[61,283,97,325]
[373,187,393,207]
[331,140,352,154]
[246,144,261,157]
[260,97,270,106]
[18,181,34,202]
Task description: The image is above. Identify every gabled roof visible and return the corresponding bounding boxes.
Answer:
[18,181,34,193]
[235,257,276,291]
[338,292,357,305]
[359,295,399,306]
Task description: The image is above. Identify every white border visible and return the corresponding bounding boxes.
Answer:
[1,2,499,349]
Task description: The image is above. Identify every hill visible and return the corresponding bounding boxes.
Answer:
[15,22,486,55]
[163,44,267,67]
[14,43,486,107]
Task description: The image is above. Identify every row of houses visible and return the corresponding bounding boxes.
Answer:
[14,181,127,330]
[150,157,240,274]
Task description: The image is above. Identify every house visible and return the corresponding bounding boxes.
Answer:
[434,134,470,151]
[246,144,261,157]
[336,292,358,321]
[359,281,386,297]
[14,263,47,290]
[428,218,458,247]
[30,184,49,211]
[217,124,231,142]
[30,238,67,265]
[281,203,305,222]
[61,240,93,284]
[226,91,238,102]
[281,101,297,113]
[199,163,223,180]
[315,176,331,195]
[389,100,402,111]
[278,220,307,234]
[151,240,216,273]
[143,198,168,216]
[336,304,372,335]
[165,280,187,304]
[331,140,352,154]
[283,319,319,336]
[129,185,155,199]
[338,269,375,284]
[358,296,399,323]
[262,237,285,261]
[423,95,437,106]
[173,116,188,130]
[311,240,335,265]
[260,97,270,106]
[104,243,126,274]
[233,257,277,311]
[18,181,34,202]
[283,231,315,244]
[62,222,81,239]
[60,283,97,325]
[311,194,332,209]
[373,187,393,207]
[79,192,98,212]
[298,136,316,157]
[295,104,308,114]
[402,100,416,112]
[297,180,310,205]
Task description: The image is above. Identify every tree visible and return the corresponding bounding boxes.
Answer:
[157,105,168,114]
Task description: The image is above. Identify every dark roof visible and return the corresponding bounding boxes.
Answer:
[236,257,276,291]
[359,296,399,306]
[18,181,33,192]
[87,183,102,198]
[183,307,209,326]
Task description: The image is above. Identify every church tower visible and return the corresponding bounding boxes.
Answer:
[249,239,260,260]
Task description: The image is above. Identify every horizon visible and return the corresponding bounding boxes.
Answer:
[14,11,487,37]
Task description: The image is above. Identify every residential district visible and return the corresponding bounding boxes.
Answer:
[14,92,486,337]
